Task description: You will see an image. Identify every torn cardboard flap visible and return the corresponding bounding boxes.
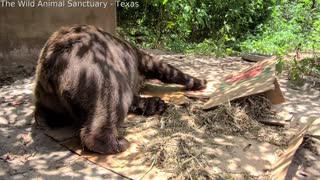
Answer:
[141,82,190,105]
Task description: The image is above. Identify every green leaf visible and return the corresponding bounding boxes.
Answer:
[163,0,169,5]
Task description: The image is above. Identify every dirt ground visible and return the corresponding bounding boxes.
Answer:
[0,51,319,179]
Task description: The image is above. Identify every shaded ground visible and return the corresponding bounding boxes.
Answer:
[286,136,320,179]
[0,50,319,179]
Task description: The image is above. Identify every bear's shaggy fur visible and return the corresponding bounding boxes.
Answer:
[34,25,206,154]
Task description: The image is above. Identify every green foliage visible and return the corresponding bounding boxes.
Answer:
[240,0,320,55]
[118,0,320,80]
[287,58,320,81]
[117,0,273,53]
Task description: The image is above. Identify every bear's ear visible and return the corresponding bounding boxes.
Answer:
[73,26,83,33]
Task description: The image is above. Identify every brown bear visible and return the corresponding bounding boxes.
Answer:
[34,25,206,154]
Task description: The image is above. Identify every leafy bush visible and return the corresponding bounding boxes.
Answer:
[117,0,273,53]
[118,0,320,80]
[240,0,320,55]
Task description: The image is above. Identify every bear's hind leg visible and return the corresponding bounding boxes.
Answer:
[34,83,73,128]
[79,98,130,154]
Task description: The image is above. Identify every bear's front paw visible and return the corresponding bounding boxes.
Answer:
[130,97,167,116]
[186,79,207,91]
[145,97,167,116]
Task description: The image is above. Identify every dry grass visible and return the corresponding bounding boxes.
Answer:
[194,93,275,135]
[140,93,286,179]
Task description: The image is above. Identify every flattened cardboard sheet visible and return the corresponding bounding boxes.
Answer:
[45,116,320,179]
[45,117,281,178]
[187,57,285,109]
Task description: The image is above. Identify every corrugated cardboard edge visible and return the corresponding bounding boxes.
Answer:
[266,78,285,105]
[270,116,319,180]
